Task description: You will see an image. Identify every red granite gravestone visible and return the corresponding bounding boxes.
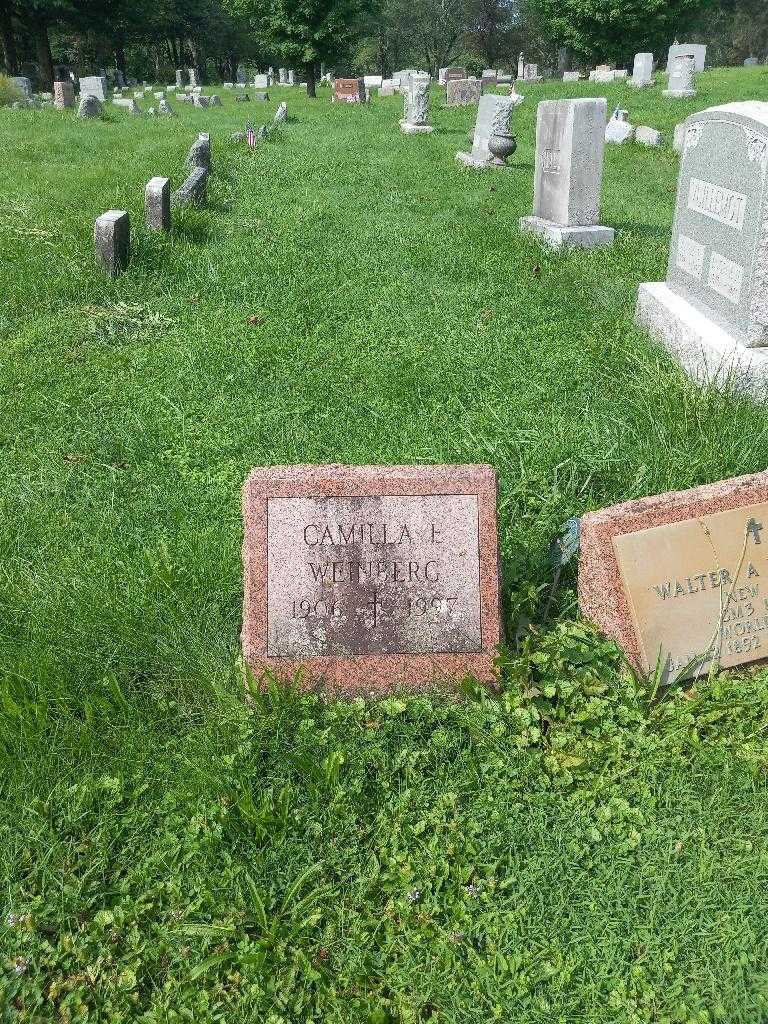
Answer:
[332,78,366,103]
[242,464,502,696]
[579,471,768,682]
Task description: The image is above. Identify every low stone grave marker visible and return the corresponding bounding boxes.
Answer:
[80,75,107,101]
[400,73,433,134]
[274,102,287,122]
[77,94,103,118]
[145,177,171,231]
[521,97,614,249]
[446,78,481,108]
[11,76,32,99]
[172,167,208,207]
[562,71,581,82]
[254,73,269,89]
[94,210,129,276]
[635,125,662,146]
[635,102,768,394]
[241,464,501,695]
[333,78,366,103]
[443,67,467,84]
[631,52,654,88]
[54,81,75,109]
[379,80,395,97]
[580,471,768,682]
[456,92,523,168]
[664,55,696,98]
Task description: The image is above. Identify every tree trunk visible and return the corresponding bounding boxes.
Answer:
[0,10,19,74]
[557,47,570,74]
[32,15,54,90]
[305,61,316,97]
[168,37,179,65]
[114,34,127,74]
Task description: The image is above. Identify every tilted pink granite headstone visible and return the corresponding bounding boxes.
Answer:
[242,464,502,696]
[579,471,768,682]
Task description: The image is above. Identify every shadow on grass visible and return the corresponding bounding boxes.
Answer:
[171,216,212,245]
[612,221,669,239]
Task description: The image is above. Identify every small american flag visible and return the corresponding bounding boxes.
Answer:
[246,122,256,147]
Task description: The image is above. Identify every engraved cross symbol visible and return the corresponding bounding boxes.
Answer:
[747,517,763,545]
[364,590,383,628]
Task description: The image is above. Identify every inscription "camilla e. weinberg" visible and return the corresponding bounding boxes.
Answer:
[266,494,483,657]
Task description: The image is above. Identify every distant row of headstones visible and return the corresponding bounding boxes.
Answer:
[92,102,288,275]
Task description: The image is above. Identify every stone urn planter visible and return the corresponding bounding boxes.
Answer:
[488,130,517,165]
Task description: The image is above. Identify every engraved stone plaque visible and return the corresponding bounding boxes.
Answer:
[579,472,768,682]
[333,78,365,103]
[266,494,481,657]
[242,465,501,695]
[613,503,768,678]
[667,104,768,346]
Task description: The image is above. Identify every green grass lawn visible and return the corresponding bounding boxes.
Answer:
[2,68,768,1022]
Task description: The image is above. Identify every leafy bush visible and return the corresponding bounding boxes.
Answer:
[0,73,23,107]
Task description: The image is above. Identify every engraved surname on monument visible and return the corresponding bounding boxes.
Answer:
[708,251,744,303]
[688,178,747,230]
[676,234,705,279]
[266,494,482,658]
[612,502,768,680]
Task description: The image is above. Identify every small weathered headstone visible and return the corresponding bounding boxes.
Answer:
[158,98,175,116]
[443,67,467,84]
[523,63,542,82]
[171,167,208,207]
[186,133,211,170]
[562,71,581,82]
[635,125,662,146]
[175,69,185,87]
[235,93,251,103]
[400,72,433,134]
[379,80,395,97]
[332,78,366,103]
[94,210,129,276]
[54,81,75,109]
[77,94,103,118]
[209,94,222,106]
[193,95,211,108]
[364,75,383,88]
[11,76,32,99]
[254,73,269,89]
[287,70,295,86]
[521,98,614,249]
[241,464,502,695]
[237,66,247,84]
[446,78,481,108]
[664,54,696,98]
[80,75,107,101]
[605,107,635,144]
[579,471,768,682]
[145,177,171,231]
[278,68,288,85]
[745,57,759,67]
[456,92,524,168]
[113,97,141,114]
[631,52,654,87]
[636,102,768,393]
[274,102,287,123]
[666,42,706,73]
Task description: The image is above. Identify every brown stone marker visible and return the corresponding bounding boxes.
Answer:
[579,471,768,682]
[332,78,366,103]
[242,464,502,696]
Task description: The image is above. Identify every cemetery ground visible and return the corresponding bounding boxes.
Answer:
[3,67,768,1022]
